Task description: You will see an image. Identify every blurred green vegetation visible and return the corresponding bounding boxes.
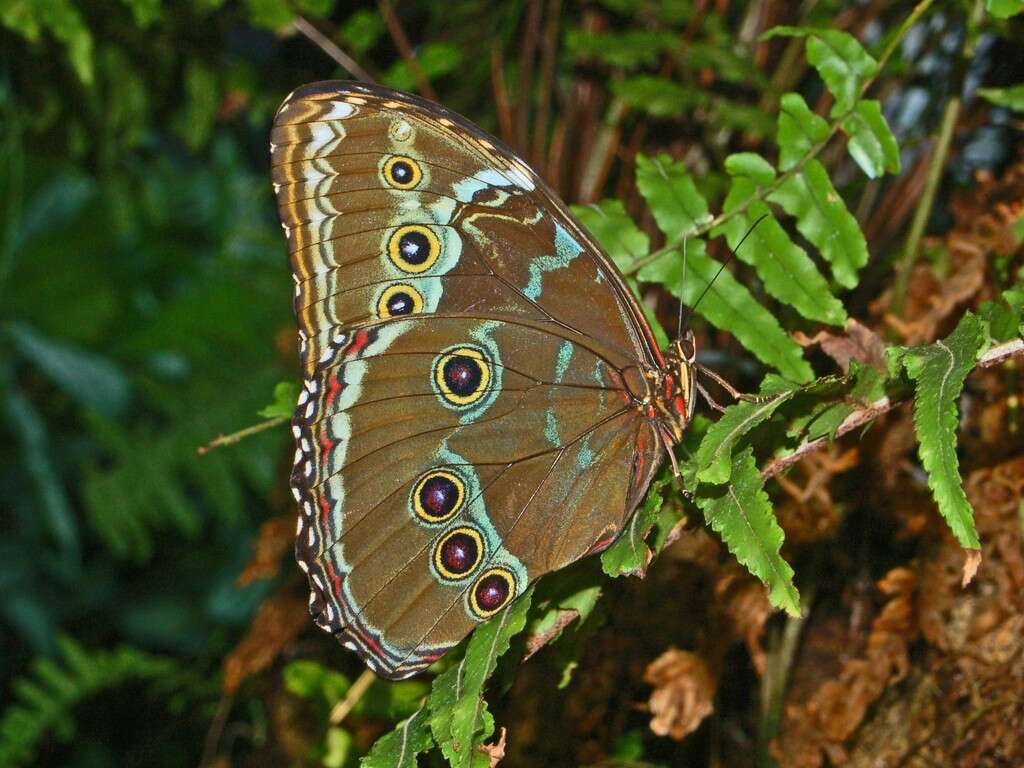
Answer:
[1,1,1022,766]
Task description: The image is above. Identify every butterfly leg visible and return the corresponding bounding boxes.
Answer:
[696,365,774,405]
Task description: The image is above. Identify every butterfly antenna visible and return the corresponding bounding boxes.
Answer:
[680,214,769,331]
[676,235,688,340]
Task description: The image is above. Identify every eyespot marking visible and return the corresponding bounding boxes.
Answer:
[382,155,422,190]
[390,120,413,142]
[387,225,440,273]
[433,346,490,407]
[433,527,483,581]
[469,567,515,618]
[377,283,424,318]
[412,470,465,524]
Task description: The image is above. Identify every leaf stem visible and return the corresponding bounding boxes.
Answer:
[759,338,1024,479]
[329,668,376,725]
[196,416,288,455]
[622,0,937,278]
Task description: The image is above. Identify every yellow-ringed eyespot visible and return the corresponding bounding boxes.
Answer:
[382,155,422,189]
[433,527,484,581]
[388,225,440,273]
[412,470,465,524]
[377,283,424,319]
[469,567,515,618]
[433,347,490,406]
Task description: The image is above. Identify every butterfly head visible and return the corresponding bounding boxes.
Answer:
[656,330,698,443]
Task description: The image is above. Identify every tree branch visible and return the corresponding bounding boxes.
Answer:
[292,17,376,83]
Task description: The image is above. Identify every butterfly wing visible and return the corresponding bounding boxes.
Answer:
[272,82,665,678]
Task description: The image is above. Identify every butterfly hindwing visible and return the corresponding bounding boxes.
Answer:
[272,81,665,678]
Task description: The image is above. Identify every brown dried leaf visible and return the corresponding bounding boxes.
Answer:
[794,318,886,373]
[237,515,293,587]
[644,648,716,741]
[222,587,309,694]
[961,549,982,587]
[478,727,507,767]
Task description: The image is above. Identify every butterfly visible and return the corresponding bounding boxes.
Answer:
[271,81,697,680]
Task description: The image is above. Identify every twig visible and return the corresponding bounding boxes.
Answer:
[490,44,515,144]
[516,0,544,152]
[197,416,288,455]
[292,17,376,83]
[329,668,376,725]
[622,0,938,277]
[378,0,439,101]
[531,0,561,168]
[760,339,1024,479]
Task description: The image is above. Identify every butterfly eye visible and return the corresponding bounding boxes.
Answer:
[469,568,515,618]
[433,527,484,581]
[377,283,424,319]
[383,155,422,189]
[433,346,490,407]
[412,470,465,523]
[388,225,441,273]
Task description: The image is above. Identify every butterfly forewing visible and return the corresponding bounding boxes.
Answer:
[271,81,665,678]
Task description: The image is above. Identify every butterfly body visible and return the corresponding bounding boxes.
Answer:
[272,81,696,679]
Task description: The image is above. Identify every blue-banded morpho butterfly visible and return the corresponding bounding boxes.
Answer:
[271,82,699,680]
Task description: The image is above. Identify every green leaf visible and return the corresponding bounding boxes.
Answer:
[695,448,801,615]
[764,28,877,113]
[428,589,533,768]
[178,62,219,151]
[572,200,649,273]
[639,241,814,382]
[383,43,462,92]
[718,157,847,325]
[565,29,679,68]
[896,313,987,549]
[987,0,1024,18]
[8,323,131,418]
[768,158,869,289]
[361,706,433,768]
[635,153,712,237]
[1,0,94,83]
[842,100,900,178]
[258,381,298,419]
[119,0,162,27]
[610,76,709,118]
[601,472,674,577]
[324,727,355,768]
[243,0,293,29]
[339,9,385,55]
[978,83,1024,111]
[777,93,829,171]
[695,390,794,484]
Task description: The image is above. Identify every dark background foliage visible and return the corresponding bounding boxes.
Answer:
[2,1,1023,766]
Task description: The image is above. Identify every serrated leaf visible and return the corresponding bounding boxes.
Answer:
[601,472,674,577]
[808,31,877,114]
[987,0,1024,18]
[695,390,794,484]
[978,83,1024,111]
[428,589,533,768]
[572,200,649,273]
[842,99,900,178]
[639,241,814,382]
[635,153,712,237]
[361,705,433,768]
[898,313,986,549]
[258,380,298,419]
[718,158,847,324]
[696,448,800,615]
[777,93,829,171]
[610,76,709,118]
[768,158,869,289]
